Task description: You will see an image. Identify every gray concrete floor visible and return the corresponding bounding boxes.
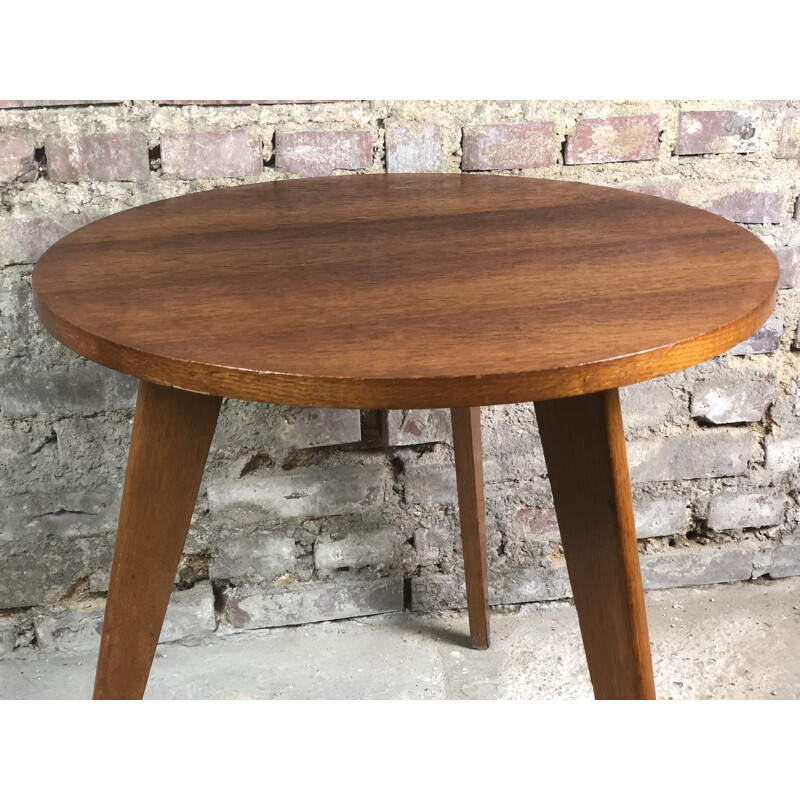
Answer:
[2,576,799,699]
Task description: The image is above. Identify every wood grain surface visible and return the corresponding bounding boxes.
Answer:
[451,406,490,650]
[33,174,778,409]
[93,381,221,700]
[535,389,656,700]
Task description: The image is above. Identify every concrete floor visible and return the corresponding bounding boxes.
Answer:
[3,576,799,699]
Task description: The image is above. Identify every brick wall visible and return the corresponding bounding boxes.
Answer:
[1,100,799,657]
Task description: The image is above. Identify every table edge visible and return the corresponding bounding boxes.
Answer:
[33,285,777,409]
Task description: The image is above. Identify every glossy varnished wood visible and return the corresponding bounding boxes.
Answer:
[535,389,656,700]
[33,175,777,409]
[451,406,490,650]
[93,381,221,700]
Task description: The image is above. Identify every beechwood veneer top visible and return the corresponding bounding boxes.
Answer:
[32,174,778,409]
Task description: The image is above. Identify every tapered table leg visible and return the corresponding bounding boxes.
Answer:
[93,381,221,700]
[451,406,490,650]
[534,389,656,700]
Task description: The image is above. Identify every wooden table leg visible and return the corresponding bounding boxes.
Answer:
[451,406,490,650]
[93,380,221,700]
[534,389,656,700]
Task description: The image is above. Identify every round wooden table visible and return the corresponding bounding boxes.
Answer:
[33,174,778,700]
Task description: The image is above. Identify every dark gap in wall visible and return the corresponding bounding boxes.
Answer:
[239,451,274,477]
[0,605,37,617]
[560,135,569,165]
[211,579,231,616]
[403,577,413,609]
[33,146,47,179]
[148,144,161,172]
[376,118,386,171]
[359,409,384,448]
[264,131,276,167]
[176,552,212,588]
[29,428,56,455]
[280,448,326,471]
[390,454,406,504]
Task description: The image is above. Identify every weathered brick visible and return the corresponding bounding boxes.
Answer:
[0,417,127,502]
[776,247,800,289]
[382,409,451,446]
[156,100,336,106]
[34,608,103,652]
[621,380,687,430]
[0,534,114,609]
[564,115,659,165]
[158,582,217,643]
[698,187,785,223]
[0,361,137,419]
[34,583,216,652]
[769,531,800,578]
[161,130,263,179]
[0,489,120,543]
[314,529,397,575]
[207,463,386,521]
[495,566,573,605]
[216,402,360,457]
[209,534,296,582]
[676,109,760,155]
[403,463,457,506]
[0,100,110,109]
[49,416,130,481]
[224,577,403,629]
[727,315,783,355]
[776,115,800,159]
[621,181,681,201]
[634,495,689,539]
[0,266,33,340]
[690,370,777,424]
[0,213,94,264]
[0,619,16,655]
[0,134,36,182]
[413,523,456,566]
[480,404,548,479]
[46,133,150,182]
[627,430,754,483]
[765,435,800,472]
[386,125,441,173]
[640,542,760,590]
[462,122,557,170]
[510,507,559,541]
[410,565,571,610]
[275,130,372,177]
[157,100,264,106]
[273,407,361,450]
[707,490,786,530]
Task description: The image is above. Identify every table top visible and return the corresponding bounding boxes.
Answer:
[33,174,778,409]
